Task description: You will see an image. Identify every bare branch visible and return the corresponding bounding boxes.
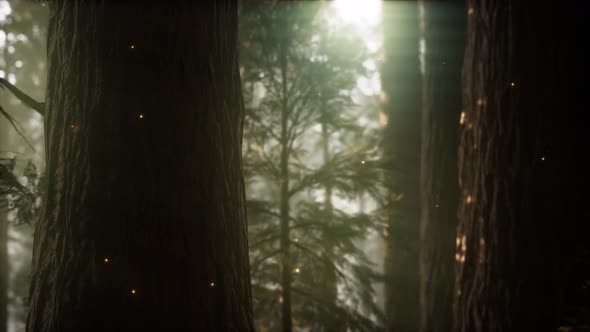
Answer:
[0,77,45,115]
[0,106,36,152]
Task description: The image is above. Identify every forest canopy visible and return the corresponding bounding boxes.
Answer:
[0,1,587,332]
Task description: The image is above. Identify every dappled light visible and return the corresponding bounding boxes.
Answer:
[0,1,587,332]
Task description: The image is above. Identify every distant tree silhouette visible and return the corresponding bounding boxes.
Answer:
[381,2,422,331]
[241,2,381,330]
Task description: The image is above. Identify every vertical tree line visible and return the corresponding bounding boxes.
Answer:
[454,1,583,331]
[381,1,422,331]
[240,4,315,329]
[418,1,465,332]
[241,2,381,331]
[1,1,586,331]
[24,1,254,331]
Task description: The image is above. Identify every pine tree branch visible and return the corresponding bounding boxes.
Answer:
[289,240,348,281]
[0,77,45,116]
[0,163,28,196]
[291,287,380,331]
[250,248,282,271]
[0,105,36,152]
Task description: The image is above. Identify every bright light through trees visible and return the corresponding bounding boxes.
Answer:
[331,0,381,27]
[325,0,383,123]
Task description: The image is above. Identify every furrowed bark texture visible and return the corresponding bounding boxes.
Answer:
[418,2,465,332]
[27,1,254,331]
[382,2,422,331]
[455,1,580,331]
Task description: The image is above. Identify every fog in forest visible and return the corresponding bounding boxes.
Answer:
[0,1,587,332]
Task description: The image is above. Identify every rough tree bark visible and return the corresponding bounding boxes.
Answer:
[381,1,422,331]
[26,1,254,331]
[454,1,581,331]
[418,2,465,332]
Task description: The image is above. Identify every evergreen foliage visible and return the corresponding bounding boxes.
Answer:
[0,158,42,225]
[240,2,383,330]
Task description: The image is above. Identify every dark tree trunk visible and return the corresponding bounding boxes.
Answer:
[454,1,581,331]
[382,2,422,331]
[319,90,341,332]
[278,37,293,332]
[418,2,465,332]
[26,1,253,331]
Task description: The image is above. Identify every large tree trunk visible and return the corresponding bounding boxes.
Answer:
[26,1,253,331]
[418,2,465,332]
[454,1,581,331]
[382,2,422,331]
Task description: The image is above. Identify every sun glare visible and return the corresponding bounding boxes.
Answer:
[332,0,381,26]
